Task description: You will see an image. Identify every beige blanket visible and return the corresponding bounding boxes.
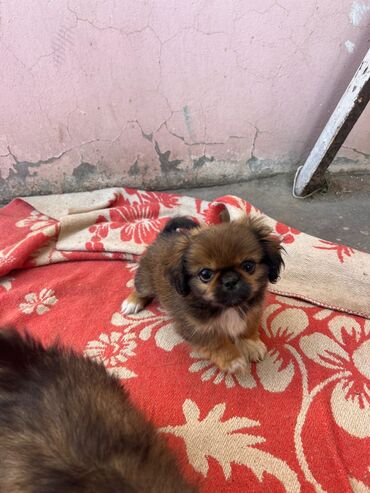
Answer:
[23,188,370,319]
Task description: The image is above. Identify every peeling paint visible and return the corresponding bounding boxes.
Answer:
[345,40,355,53]
[128,159,140,176]
[141,130,153,143]
[7,148,69,180]
[349,1,370,26]
[246,156,259,171]
[72,162,97,181]
[193,155,215,168]
[154,141,182,173]
[245,155,292,177]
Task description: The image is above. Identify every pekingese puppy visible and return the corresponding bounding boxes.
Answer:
[123,215,284,374]
[0,329,196,493]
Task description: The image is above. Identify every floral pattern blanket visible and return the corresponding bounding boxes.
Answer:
[0,188,369,492]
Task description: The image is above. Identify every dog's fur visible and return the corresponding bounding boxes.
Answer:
[0,329,196,493]
[123,216,284,373]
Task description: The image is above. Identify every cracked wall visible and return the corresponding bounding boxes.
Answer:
[0,0,369,201]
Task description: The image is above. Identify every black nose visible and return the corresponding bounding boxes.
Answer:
[221,272,240,290]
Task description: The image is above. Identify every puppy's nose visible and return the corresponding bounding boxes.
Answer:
[221,272,240,290]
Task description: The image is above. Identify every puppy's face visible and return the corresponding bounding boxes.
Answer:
[169,217,284,308]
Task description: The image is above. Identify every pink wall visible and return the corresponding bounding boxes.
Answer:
[1,0,369,200]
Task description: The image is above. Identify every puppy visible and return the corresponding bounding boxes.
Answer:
[0,329,196,493]
[123,216,284,374]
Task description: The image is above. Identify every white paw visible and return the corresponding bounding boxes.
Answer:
[226,356,248,374]
[240,339,267,363]
[121,299,143,315]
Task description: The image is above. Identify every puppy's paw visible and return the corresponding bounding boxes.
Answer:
[239,338,267,363]
[226,356,248,374]
[199,346,247,374]
[121,292,146,315]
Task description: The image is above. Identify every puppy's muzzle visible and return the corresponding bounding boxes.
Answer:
[217,271,251,306]
[221,271,241,291]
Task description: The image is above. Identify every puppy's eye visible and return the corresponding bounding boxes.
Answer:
[198,269,214,283]
[241,260,256,273]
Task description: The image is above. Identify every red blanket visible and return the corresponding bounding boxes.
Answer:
[0,190,369,492]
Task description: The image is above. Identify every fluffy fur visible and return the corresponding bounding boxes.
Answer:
[0,329,196,493]
[123,216,284,373]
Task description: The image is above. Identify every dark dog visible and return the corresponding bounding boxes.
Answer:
[123,216,284,374]
[0,329,196,493]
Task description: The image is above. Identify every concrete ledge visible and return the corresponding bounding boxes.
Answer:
[1,152,369,204]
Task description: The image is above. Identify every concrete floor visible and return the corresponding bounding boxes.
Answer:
[166,172,370,253]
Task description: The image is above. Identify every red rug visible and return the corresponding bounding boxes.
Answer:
[0,189,369,492]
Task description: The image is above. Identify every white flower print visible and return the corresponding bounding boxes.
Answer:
[84,330,137,379]
[111,304,183,352]
[186,305,310,391]
[125,262,138,289]
[154,321,183,351]
[161,399,301,492]
[257,306,309,392]
[16,210,53,231]
[0,213,57,267]
[188,352,256,389]
[0,276,15,291]
[19,288,58,315]
[300,316,370,438]
[28,237,68,267]
[349,476,370,492]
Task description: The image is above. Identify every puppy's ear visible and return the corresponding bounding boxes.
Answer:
[166,236,191,296]
[250,218,285,283]
[168,259,190,296]
[161,216,199,235]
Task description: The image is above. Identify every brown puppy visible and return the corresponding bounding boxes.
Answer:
[123,216,284,374]
[0,329,196,493]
